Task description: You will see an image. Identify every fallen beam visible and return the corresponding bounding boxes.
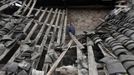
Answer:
[46,40,73,75]
[69,32,84,49]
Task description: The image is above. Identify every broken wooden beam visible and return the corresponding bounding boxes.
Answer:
[46,40,73,75]
[69,32,84,49]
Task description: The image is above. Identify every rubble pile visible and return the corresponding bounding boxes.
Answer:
[91,7,134,75]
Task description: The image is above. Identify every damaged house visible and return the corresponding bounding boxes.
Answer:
[0,0,134,75]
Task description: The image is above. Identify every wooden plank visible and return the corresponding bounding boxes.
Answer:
[41,23,60,28]
[24,8,48,42]
[26,0,37,16]
[27,7,65,15]
[21,0,33,15]
[42,10,61,72]
[46,40,73,75]
[47,10,61,49]
[57,10,65,45]
[41,9,58,45]
[61,13,67,44]
[87,37,98,75]
[34,8,53,44]
[29,20,60,28]
[77,47,85,75]
[69,32,84,49]
[41,9,58,71]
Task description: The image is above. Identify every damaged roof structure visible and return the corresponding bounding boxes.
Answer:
[0,0,134,75]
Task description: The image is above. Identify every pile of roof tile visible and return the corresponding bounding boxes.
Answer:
[91,8,134,75]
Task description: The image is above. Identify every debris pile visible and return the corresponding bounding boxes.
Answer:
[91,6,134,75]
